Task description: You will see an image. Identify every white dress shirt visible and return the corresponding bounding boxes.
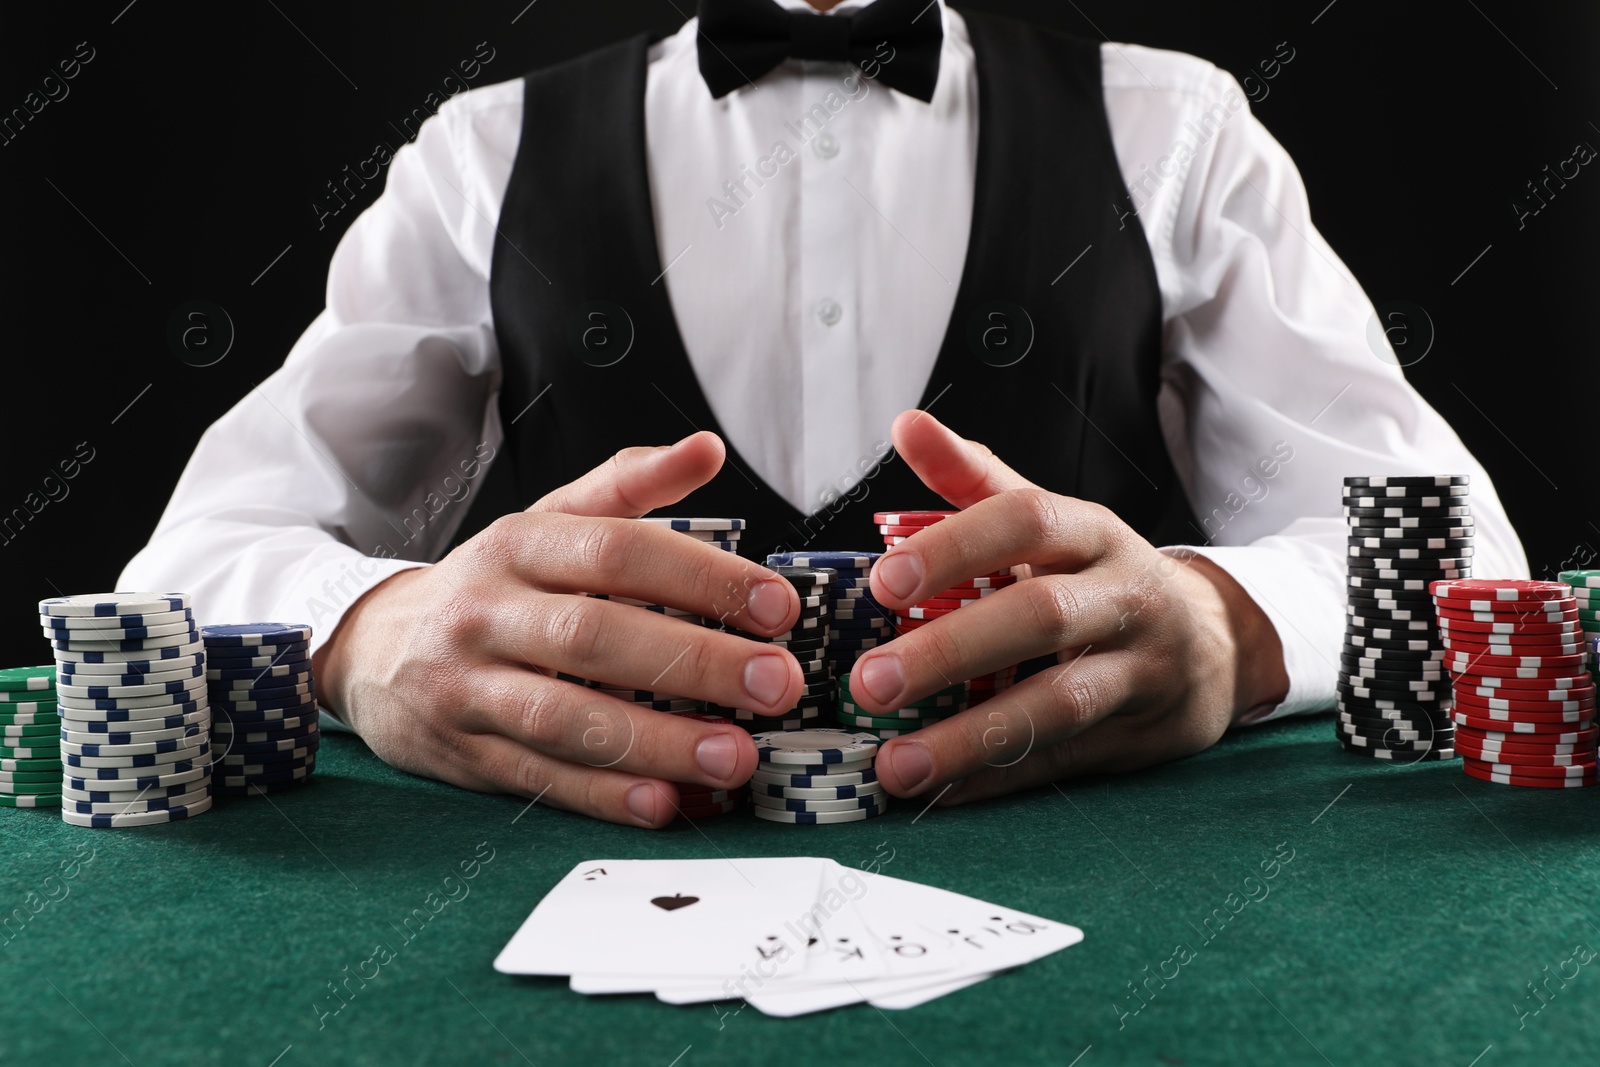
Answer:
[118,0,1529,724]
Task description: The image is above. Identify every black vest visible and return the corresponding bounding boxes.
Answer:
[474,6,1197,562]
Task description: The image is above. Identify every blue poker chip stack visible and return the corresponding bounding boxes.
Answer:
[40,592,214,827]
[766,552,888,682]
[201,623,319,796]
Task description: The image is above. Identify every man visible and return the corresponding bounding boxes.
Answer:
[119,0,1526,826]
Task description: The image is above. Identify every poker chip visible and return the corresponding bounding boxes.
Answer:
[64,785,213,815]
[1462,756,1597,779]
[1453,692,1595,715]
[1450,712,1594,733]
[0,666,57,690]
[871,511,953,527]
[752,804,885,824]
[1430,579,1571,602]
[199,623,312,648]
[1452,674,1588,694]
[751,779,885,800]
[751,792,885,813]
[0,793,61,808]
[1440,616,1579,635]
[753,728,879,765]
[60,795,216,826]
[1456,744,1597,769]
[1349,525,1475,541]
[1343,506,1473,522]
[750,765,878,788]
[1461,761,1598,788]
[1344,475,1470,489]
[638,517,745,532]
[39,593,191,618]
[1455,735,1593,759]
[1559,570,1600,590]
[1445,651,1588,671]
[764,552,876,573]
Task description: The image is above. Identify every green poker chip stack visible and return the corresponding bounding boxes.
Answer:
[1559,570,1600,688]
[0,666,60,808]
[835,672,968,738]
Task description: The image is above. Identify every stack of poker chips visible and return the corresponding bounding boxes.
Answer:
[718,566,835,730]
[1557,570,1600,687]
[583,517,746,714]
[876,511,1018,705]
[767,551,888,681]
[202,624,319,796]
[748,728,887,824]
[41,592,214,827]
[0,666,60,809]
[666,711,748,818]
[1435,579,1597,788]
[836,671,967,737]
[1336,477,1471,760]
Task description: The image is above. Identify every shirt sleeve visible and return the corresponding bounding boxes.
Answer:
[117,86,523,657]
[1102,45,1530,723]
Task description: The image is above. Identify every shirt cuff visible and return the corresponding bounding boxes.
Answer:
[1160,541,1342,726]
[289,553,431,659]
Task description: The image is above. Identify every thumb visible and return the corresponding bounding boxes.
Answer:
[527,431,726,516]
[891,409,1038,509]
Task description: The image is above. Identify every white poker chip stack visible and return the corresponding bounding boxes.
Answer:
[39,592,214,827]
[748,728,888,823]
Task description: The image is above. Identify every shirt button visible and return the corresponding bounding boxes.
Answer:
[816,299,843,327]
[813,133,841,159]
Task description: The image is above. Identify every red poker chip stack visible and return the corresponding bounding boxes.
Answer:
[1432,578,1598,788]
[665,711,750,818]
[873,511,1019,706]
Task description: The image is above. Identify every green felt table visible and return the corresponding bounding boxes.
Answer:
[2,714,1596,1067]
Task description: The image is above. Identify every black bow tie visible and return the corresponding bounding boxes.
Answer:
[697,0,943,103]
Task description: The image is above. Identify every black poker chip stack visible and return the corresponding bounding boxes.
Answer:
[1337,475,1473,761]
[579,518,747,714]
[714,566,836,731]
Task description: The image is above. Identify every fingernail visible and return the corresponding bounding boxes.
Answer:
[746,579,792,631]
[856,655,905,707]
[887,742,933,792]
[695,732,741,780]
[743,653,791,707]
[875,553,923,601]
[626,783,660,824]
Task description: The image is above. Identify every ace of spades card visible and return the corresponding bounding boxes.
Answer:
[494,858,829,979]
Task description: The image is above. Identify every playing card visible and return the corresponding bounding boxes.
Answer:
[745,872,1082,1015]
[494,857,827,979]
[648,859,899,1003]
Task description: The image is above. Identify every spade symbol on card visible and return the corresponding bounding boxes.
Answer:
[651,894,699,912]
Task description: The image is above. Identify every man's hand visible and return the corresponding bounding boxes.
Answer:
[314,431,806,828]
[851,411,1290,804]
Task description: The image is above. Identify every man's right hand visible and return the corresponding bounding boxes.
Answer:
[312,431,804,827]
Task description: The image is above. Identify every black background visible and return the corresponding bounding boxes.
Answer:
[1,0,1596,660]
